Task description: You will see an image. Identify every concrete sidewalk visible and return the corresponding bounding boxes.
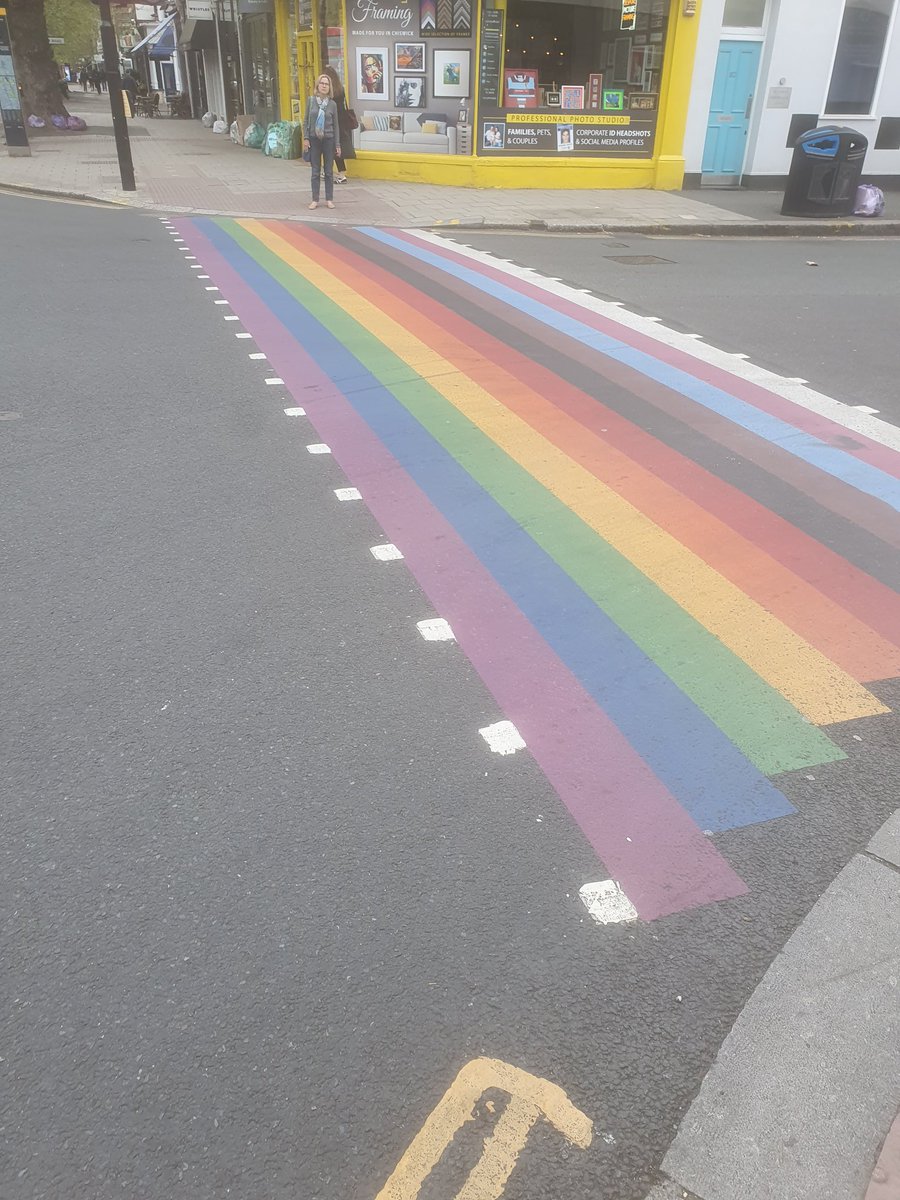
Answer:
[3,91,899,234]
[648,810,900,1200]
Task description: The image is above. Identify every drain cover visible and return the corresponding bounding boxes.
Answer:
[604,254,675,266]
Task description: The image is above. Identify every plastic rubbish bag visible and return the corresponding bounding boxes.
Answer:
[243,122,265,149]
[229,120,242,144]
[50,114,67,129]
[27,115,46,128]
[66,115,87,130]
[201,111,216,128]
[853,183,885,217]
[212,118,228,134]
[263,120,301,159]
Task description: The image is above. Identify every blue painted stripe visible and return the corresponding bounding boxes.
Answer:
[358,228,900,516]
[200,217,795,833]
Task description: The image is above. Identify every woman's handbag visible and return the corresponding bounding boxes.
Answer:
[346,107,359,131]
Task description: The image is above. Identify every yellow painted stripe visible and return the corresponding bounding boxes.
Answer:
[248,221,888,726]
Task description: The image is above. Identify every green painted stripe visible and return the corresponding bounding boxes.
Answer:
[222,219,843,775]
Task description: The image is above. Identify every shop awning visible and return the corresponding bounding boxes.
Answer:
[179,18,218,51]
[129,13,176,59]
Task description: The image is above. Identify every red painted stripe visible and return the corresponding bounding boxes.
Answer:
[185,218,748,921]
[297,225,900,665]
[353,228,900,574]
[398,231,900,480]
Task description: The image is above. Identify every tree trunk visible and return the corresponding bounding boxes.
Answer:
[7,0,70,121]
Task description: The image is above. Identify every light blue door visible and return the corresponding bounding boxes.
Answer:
[702,40,762,180]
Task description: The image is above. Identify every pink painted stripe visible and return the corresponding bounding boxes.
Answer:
[181,219,747,921]
[396,231,900,481]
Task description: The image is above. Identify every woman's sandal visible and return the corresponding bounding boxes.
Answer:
[308,201,318,209]
[325,200,335,209]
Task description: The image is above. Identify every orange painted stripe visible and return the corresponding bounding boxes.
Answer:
[283,223,900,684]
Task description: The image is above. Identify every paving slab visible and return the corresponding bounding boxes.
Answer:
[3,93,898,234]
[654,835,900,1200]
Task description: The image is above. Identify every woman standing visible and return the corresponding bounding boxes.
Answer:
[303,74,340,210]
[322,66,355,184]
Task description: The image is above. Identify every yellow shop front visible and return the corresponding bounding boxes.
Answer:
[275,0,702,188]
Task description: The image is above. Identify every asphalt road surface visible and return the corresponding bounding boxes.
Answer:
[4,194,899,1200]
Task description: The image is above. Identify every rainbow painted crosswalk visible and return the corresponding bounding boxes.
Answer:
[177,217,900,920]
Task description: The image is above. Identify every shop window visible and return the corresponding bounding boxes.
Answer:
[476,0,670,159]
[825,0,895,115]
[875,115,900,147]
[723,0,766,27]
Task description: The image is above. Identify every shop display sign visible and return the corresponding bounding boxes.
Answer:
[350,0,418,39]
[0,11,27,150]
[420,0,471,38]
[478,111,656,157]
[504,68,537,109]
[621,0,636,31]
[478,9,503,106]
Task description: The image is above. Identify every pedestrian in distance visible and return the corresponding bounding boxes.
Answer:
[121,70,139,114]
[80,67,89,91]
[321,66,355,184]
[303,73,340,210]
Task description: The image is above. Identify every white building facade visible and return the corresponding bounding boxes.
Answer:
[684,0,900,186]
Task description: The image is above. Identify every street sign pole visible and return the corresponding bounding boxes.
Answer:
[96,0,135,190]
[0,6,31,157]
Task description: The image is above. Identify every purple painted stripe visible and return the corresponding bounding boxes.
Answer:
[397,231,900,481]
[181,218,748,921]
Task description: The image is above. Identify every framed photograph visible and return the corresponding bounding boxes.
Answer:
[434,49,470,98]
[630,91,658,110]
[356,47,388,100]
[628,45,649,85]
[545,90,561,107]
[394,42,425,73]
[504,67,538,108]
[556,122,575,152]
[586,71,603,109]
[602,88,625,111]
[613,37,630,82]
[606,41,616,68]
[560,84,584,110]
[482,121,505,149]
[394,76,425,107]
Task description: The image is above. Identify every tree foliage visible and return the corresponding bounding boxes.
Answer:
[45,0,99,64]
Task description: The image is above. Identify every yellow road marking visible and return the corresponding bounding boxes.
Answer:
[250,220,888,727]
[374,1057,593,1200]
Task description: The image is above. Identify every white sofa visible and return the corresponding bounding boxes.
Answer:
[352,111,457,155]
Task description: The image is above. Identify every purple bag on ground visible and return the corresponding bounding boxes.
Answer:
[50,114,67,129]
[854,184,885,217]
[27,114,45,128]
[66,115,86,130]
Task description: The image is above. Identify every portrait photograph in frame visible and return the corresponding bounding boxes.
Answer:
[433,49,471,98]
[394,76,425,107]
[545,90,561,107]
[602,88,625,111]
[394,42,425,72]
[357,47,388,100]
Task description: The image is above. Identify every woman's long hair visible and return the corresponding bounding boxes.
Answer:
[322,66,344,102]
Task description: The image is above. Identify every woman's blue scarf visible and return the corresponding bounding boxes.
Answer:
[314,96,327,138]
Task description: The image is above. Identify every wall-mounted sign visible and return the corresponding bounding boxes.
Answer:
[621,0,636,31]
[478,8,503,105]
[349,0,417,38]
[419,0,471,39]
[478,111,656,156]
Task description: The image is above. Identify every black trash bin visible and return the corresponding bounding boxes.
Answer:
[781,125,867,216]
